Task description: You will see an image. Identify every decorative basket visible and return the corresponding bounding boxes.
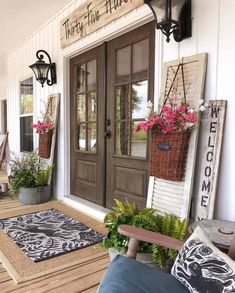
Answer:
[39,130,52,159]
[150,131,190,181]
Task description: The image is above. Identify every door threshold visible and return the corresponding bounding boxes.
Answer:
[63,194,110,222]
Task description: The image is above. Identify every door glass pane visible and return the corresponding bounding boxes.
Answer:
[20,116,33,152]
[77,124,86,151]
[116,85,129,120]
[76,94,86,122]
[87,59,97,91]
[117,46,131,83]
[88,123,96,152]
[77,63,86,93]
[133,39,149,80]
[87,92,96,122]
[132,81,148,119]
[131,122,147,158]
[115,122,129,156]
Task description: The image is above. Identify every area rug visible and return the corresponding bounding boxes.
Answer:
[0,208,104,262]
[0,201,108,284]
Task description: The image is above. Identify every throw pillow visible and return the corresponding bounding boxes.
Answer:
[171,226,235,293]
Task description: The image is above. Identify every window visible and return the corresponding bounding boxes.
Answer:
[20,77,34,152]
[75,59,97,153]
[115,39,149,158]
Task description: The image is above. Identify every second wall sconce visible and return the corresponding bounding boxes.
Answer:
[144,0,192,42]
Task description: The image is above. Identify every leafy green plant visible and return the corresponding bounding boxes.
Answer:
[102,198,187,269]
[152,214,187,269]
[9,152,54,195]
[33,164,54,186]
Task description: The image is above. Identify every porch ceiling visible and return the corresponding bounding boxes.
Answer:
[0,0,72,62]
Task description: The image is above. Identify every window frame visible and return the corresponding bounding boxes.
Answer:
[19,76,34,153]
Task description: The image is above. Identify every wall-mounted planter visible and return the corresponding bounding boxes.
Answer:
[39,130,53,159]
[18,185,51,205]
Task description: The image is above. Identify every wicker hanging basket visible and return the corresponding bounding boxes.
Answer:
[38,130,52,159]
[150,131,190,181]
[149,62,191,181]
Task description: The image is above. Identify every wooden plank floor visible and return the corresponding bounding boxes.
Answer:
[0,196,109,293]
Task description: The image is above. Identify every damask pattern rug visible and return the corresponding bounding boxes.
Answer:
[0,208,104,262]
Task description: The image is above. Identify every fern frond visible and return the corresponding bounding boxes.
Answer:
[168,248,177,261]
[152,244,166,269]
[177,218,187,240]
[162,213,171,235]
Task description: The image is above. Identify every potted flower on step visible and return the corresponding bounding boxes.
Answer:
[9,152,54,205]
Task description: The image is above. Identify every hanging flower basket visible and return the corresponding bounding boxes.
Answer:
[31,118,54,159]
[38,130,53,159]
[150,131,190,181]
[133,63,206,182]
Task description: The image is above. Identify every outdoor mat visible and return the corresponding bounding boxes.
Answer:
[0,202,108,284]
[0,208,105,262]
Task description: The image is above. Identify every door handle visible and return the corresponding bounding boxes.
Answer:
[104,130,111,139]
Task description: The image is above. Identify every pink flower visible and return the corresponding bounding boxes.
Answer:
[133,100,198,135]
[186,112,197,123]
[31,120,54,134]
[176,105,187,113]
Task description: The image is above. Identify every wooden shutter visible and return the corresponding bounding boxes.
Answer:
[147,53,207,220]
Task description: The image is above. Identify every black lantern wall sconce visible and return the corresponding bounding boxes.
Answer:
[29,50,57,87]
[144,0,191,42]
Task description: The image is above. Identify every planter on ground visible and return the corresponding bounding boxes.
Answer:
[18,185,51,205]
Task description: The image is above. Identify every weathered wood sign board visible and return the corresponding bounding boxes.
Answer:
[60,0,143,48]
[43,94,60,185]
[194,100,227,220]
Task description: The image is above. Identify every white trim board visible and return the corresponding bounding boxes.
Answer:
[63,195,110,222]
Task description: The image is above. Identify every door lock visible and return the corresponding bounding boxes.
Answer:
[104,130,111,139]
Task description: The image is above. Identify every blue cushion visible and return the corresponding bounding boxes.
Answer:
[98,255,188,293]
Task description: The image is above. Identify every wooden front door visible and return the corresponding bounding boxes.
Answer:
[70,22,155,208]
[70,46,105,205]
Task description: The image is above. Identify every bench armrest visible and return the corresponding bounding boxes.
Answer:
[118,224,184,259]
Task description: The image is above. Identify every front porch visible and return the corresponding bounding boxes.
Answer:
[0,197,109,293]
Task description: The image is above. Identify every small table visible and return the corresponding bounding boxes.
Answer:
[192,219,235,250]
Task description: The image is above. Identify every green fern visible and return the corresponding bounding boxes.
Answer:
[152,213,187,269]
[101,198,187,270]
[152,245,166,269]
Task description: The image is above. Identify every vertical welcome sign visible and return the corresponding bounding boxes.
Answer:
[60,0,143,48]
[195,100,227,220]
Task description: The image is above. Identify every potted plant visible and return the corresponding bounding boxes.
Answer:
[9,152,53,205]
[101,198,187,271]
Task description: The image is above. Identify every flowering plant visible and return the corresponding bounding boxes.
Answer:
[134,98,205,135]
[31,120,54,134]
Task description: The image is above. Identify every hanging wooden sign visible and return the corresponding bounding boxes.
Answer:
[194,100,227,221]
[60,0,143,48]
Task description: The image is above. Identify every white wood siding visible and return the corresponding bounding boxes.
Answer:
[6,0,235,221]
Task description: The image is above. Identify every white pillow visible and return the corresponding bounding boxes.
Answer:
[171,226,235,293]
